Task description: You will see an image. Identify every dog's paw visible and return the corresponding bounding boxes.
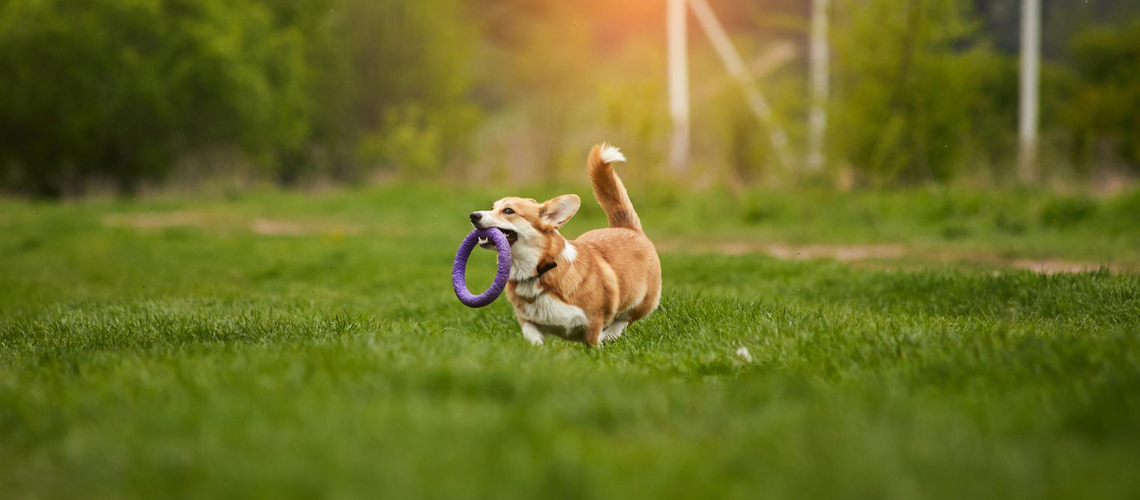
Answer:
[521,324,545,346]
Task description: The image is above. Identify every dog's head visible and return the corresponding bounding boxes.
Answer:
[469,195,580,269]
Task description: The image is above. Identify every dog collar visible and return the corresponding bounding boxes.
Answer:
[515,261,557,283]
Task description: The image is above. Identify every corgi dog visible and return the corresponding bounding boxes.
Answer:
[469,143,662,346]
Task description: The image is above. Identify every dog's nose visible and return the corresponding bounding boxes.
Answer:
[470,212,482,223]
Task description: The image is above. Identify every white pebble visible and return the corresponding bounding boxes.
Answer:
[736,346,752,362]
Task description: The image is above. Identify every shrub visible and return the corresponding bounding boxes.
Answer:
[0,0,311,196]
[1062,20,1140,172]
[830,0,1012,185]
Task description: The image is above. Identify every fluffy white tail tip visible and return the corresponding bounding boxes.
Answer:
[600,144,626,164]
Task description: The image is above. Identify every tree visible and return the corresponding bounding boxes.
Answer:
[831,0,982,184]
[0,0,311,196]
[1063,20,1140,173]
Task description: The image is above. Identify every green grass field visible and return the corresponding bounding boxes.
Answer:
[2,185,1139,499]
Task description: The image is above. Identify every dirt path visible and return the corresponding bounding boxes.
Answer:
[659,240,1129,274]
[102,211,360,237]
[100,212,1127,274]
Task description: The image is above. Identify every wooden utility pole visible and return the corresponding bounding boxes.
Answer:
[1018,0,1040,183]
[807,0,830,172]
[667,0,691,175]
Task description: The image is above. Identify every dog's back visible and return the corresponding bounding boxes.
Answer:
[575,144,661,342]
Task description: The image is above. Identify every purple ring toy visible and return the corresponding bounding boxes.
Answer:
[452,228,511,308]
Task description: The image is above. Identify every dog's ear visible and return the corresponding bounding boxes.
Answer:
[540,194,580,229]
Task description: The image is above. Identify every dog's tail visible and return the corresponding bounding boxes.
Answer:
[587,143,642,233]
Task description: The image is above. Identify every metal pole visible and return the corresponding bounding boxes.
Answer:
[688,0,791,169]
[807,0,830,171]
[1018,0,1040,183]
[668,0,691,175]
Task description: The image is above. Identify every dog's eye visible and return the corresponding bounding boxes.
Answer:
[502,207,514,215]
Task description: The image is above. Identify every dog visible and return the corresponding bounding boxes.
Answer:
[470,143,662,346]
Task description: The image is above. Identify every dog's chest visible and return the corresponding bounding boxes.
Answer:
[509,282,588,331]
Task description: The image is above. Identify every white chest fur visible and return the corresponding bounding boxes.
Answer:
[513,289,588,331]
[510,239,587,338]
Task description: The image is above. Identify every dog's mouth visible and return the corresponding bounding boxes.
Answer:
[478,229,517,249]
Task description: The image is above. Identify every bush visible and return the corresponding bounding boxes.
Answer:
[831,0,1004,185]
[0,0,311,196]
[0,0,480,196]
[313,0,478,180]
[1040,197,1098,228]
[1062,20,1140,172]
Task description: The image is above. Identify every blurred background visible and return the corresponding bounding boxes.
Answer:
[1,0,1138,198]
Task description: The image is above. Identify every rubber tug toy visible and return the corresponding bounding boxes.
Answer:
[451,227,511,308]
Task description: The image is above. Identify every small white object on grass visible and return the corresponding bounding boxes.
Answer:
[736,346,752,362]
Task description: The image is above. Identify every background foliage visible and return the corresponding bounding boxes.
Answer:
[0,0,1138,196]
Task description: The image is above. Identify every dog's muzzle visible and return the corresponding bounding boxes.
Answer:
[478,229,517,248]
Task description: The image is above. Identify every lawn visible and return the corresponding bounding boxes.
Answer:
[1,185,1139,499]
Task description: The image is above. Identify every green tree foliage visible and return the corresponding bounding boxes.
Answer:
[0,0,478,196]
[830,0,1008,184]
[1,0,1138,195]
[319,0,477,179]
[1062,20,1140,172]
[0,0,311,196]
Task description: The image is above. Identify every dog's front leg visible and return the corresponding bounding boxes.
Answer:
[521,322,545,346]
[583,318,606,347]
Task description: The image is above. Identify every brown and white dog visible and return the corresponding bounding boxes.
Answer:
[470,143,662,346]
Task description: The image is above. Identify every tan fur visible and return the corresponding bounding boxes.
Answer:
[587,145,641,232]
[470,143,662,346]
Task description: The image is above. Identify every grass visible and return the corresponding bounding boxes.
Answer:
[1,184,1139,499]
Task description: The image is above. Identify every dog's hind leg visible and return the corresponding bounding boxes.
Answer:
[628,281,662,322]
[600,320,629,343]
